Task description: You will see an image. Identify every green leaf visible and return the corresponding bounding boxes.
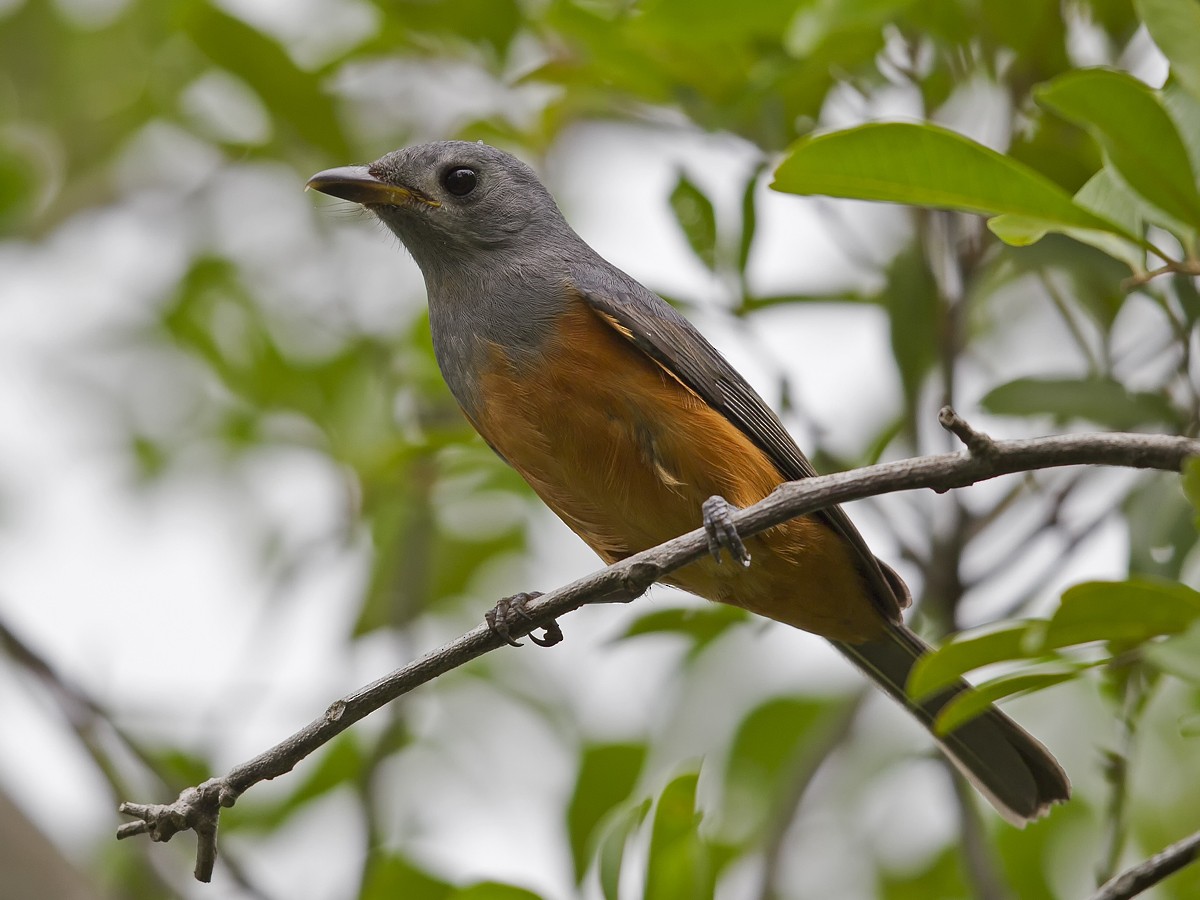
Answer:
[669,172,719,270]
[724,697,837,835]
[772,122,1134,242]
[450,884,543,900]
[0,138,41,233]
[908,623,1042,701]
[986,215,1052,246]
[644,772,716,900]
[934,669,1078,735]
[1146,620,1200,683]
[176,0,349,157]
[980,376,1179,430]
[1068,168,1153,269]
[1164,81,1200,180]
[1035,68,1200,230]
[878,845,969,900]
[995,796,1090,900]
[567,743,646,883]
[1126,475,1200,579]
[736,164,764,275]
[1182,457,1200,522]
[1136,0,1200,102]
[1041,580,1200,650]
[976,235,1132,330]
[361,854,452,900]
[881,246,939,410]
[617,604,749,657]
[598,800,651,900]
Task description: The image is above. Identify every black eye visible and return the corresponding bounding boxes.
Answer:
[442,167,477,196]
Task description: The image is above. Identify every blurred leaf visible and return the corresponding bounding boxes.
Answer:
[128,434,170,481]
[1146,620,1200,683]
[0,140,40,233]
[1136,0,1200,102]
[567,743,646,883]
[772,122,1137,245]
[1182,457,1200,522]
[378,0,523,54]
[362,853,452,900]
[934,669,1078,734]
[177,0,349,156]
[908,623,1043,701]
[974,235,1132,330]
[669,172,718,270]
[616,604,749,658]
[1036,68,1200,231]
[981,0,1070,84]
[724,696,838,835]
[878,845,968,900]
[995,799,1091,900]
[1082,0,1142,41]
[598,799,651,900]
[861,415,905,465]
[1009,104,1104,194]
[145,748,214,791]
[644,772,717,900]
[736,163,764,275]
[1174,272,1200,335]
[1164,81,1200,179]
[537,0,875,150]
[1068,168,1153,269]
[451,883,543,900]
[980,376,1179,430]
[881,246,939,410]
[1126,474,1199,580]
[1041,580,1200,650]
[739,291,869,314]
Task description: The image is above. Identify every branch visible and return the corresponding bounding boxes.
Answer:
[117,412,1200,881]
[1089,828,1200,900]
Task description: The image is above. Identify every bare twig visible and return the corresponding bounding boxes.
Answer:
[938,405,997,458]
[116,416,1200,881]
[1089,828,1200,900]
[1121,258,1200,291]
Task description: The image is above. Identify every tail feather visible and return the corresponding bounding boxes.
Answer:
[833,623,1070,825]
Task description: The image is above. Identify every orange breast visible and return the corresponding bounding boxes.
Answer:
[468,298,887,643]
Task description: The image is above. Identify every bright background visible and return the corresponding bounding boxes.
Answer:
[2,1,1199,898]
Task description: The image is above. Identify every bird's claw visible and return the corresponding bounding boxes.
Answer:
[703,495,751,567]
[485,591,563,647]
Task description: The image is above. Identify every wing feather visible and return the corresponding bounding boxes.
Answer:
[568,270,910,621]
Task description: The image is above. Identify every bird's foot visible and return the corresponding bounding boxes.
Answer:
[485,591,563,647]
[703,495,751,567]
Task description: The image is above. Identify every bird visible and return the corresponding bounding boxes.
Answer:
[307,140,1070,824]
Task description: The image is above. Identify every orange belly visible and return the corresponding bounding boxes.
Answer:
[468,299,887,643]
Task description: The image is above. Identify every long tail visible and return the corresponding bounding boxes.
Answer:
[833,622,1070,825]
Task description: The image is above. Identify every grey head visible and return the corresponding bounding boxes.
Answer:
[308,141,599,414]
[307,141,586,289]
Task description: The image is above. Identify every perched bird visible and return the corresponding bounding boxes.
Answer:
[307,141,1070,823]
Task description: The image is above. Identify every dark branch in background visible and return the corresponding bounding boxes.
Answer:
[117,411,1200,883]
[0,619,271,898]
[1089,828,1200,900]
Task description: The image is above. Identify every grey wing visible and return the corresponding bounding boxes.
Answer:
[569,267,910,621]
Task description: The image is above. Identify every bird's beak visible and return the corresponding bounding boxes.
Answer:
[305,166,440,208]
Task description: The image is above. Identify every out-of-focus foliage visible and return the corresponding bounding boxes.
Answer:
[3,0,1200,898]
